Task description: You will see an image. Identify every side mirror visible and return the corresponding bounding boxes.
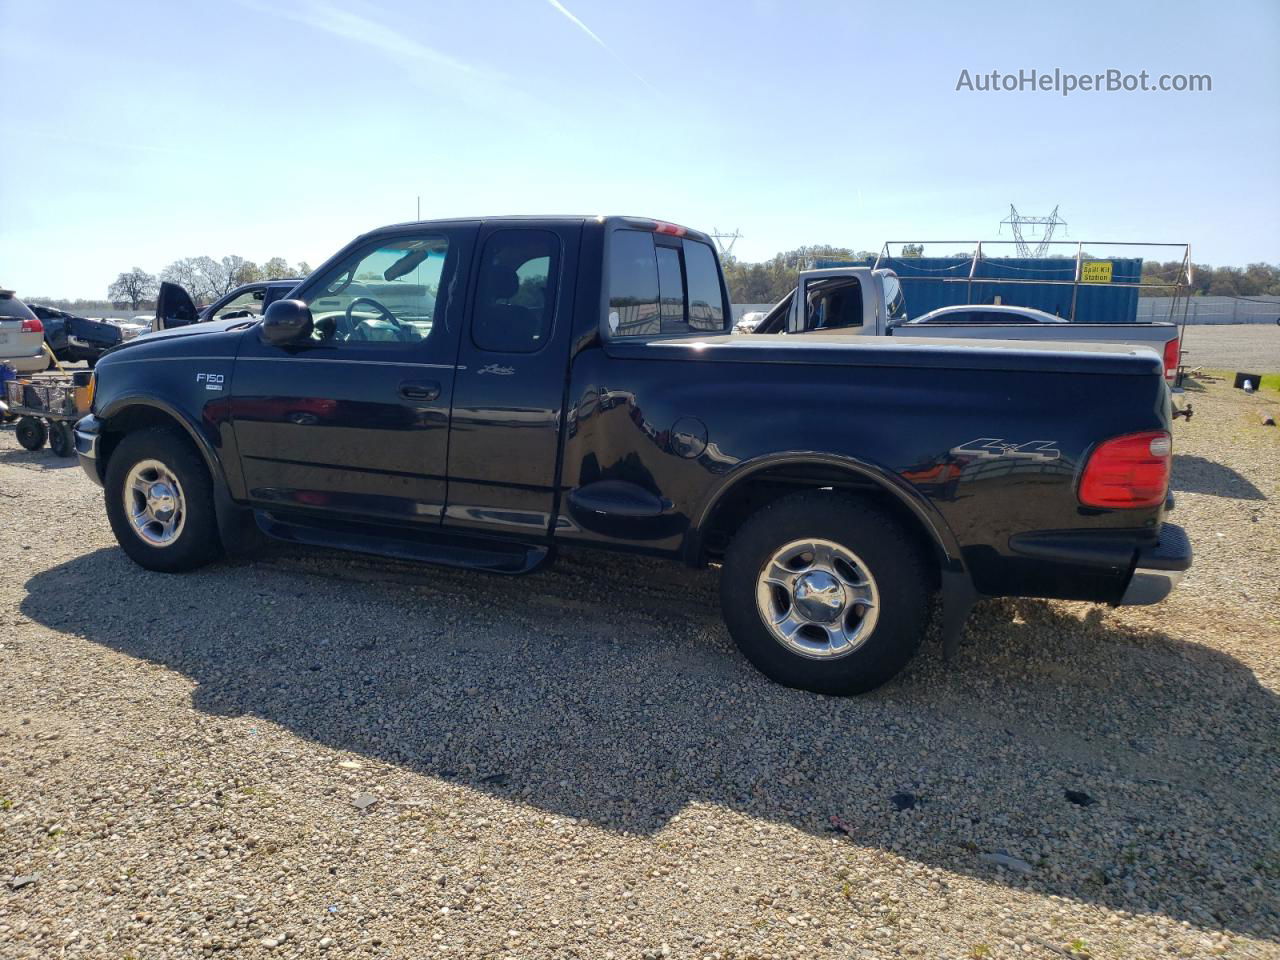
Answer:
[260,299,313,345]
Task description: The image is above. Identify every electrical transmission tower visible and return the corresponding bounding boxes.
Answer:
[999,205,1066,257]
[709,227,742,259]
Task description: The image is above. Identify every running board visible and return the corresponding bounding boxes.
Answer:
[253,510,552,574]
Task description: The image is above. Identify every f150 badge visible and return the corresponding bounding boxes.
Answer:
[951,438,1060,461]
[196,372,225,391]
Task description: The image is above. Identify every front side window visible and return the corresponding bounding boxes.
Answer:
[303,234,449,347]
[472,230,560,353]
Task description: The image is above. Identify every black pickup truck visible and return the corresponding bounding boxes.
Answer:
[73,216,1191,694]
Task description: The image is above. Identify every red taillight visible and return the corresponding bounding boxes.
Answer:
[21,317,43,333]
[1162,337,1180,380]
[1079,431,1171,508]
[653,221,687,236]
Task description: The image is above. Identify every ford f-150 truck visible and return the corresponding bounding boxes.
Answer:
[753,266,1185,382]
[73,216,1191,695]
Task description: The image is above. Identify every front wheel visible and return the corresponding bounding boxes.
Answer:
[721,491,932,695]
[104,427,222,572]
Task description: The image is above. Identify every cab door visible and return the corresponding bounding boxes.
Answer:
[229,226,475,526]
[443,221,581,537]
[154,281,200,332]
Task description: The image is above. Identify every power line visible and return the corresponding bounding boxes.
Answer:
[709,227,742,259]
[999,205,1067,257]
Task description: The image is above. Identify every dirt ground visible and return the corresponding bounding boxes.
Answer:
[0,376,1276,959]
[1177,324,1280,372]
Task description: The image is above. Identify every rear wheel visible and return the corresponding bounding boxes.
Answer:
[104,427,222,572]
[721,491,932,695]
[16,416,47,451]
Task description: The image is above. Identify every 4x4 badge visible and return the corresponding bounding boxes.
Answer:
[951,438,1060,461]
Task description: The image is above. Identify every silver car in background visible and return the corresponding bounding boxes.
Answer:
[0,289,47,373]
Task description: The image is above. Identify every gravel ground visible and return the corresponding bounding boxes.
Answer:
[1178,324,1280,373]
[1,378,1277,960]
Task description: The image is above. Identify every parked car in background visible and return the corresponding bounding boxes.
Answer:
[96,317,151,340]
[0,289,48,374]
[29,304,123,367]
[154,278,301,332]
[904,304,1068,325]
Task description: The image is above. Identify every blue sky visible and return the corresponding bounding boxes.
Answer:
[1,0,1277,299]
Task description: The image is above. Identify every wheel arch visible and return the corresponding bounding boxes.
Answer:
[685,452,963,574]
[97,396,223,485]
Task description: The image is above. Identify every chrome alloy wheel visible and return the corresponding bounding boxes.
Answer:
[122,459,187,547]
[755,538,880,659]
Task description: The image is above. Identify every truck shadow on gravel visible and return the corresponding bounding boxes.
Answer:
[1172,454,1266,500]
[21,546,1280,940]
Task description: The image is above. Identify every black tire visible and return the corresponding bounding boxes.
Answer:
[48,420,74,457]
[720,491,932,695]
[16,416,48,451]
[104,427,222,572]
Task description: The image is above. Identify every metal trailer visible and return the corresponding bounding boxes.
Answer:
[3,372,93,457]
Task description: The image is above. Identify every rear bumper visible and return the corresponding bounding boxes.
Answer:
[4,350,46,374]
[1120,523,1192,605]
[74,414,104,487]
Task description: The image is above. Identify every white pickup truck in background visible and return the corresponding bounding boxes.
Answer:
[750,266,1185,384]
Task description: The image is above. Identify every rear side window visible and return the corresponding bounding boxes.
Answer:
[472,229,560,353]
[607,231,727,337]
[607,230,660,336]
[656,246,685,331]
[682,239,726,331]
[0,293,36,321]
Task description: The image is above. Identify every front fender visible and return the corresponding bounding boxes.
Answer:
[98,394,226,481]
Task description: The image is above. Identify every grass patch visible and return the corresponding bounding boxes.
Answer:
[1198,369,1280,395]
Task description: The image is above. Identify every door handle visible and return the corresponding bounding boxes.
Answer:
[399,380,441,402]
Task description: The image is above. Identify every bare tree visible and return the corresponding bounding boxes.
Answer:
[193,256,237,299]
[108,268,158,310]
[160,257,212,304]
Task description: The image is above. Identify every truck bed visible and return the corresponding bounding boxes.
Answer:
[889,321,1178,348]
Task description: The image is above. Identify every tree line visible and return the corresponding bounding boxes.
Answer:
[94,249,1280,312]
[104,256,313,310]
[1140,260,1280,298]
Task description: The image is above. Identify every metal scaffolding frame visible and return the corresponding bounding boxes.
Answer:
[867,240,1193,336]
